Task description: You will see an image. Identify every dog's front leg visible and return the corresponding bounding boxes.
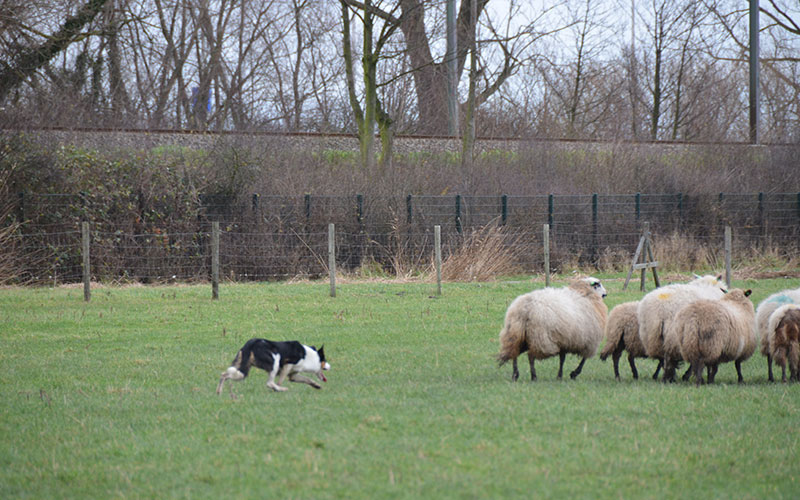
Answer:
[268,366,291,392]
[289,373,321,389]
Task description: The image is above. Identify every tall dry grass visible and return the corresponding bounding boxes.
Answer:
[441,223,524,281]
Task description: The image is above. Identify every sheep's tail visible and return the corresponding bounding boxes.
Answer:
[497,316,527,366]
[682,325,721,366]
[599,328,622,361]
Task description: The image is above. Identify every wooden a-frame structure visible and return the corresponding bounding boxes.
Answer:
[623,222,661,291]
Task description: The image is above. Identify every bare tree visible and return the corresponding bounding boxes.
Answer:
[0,0,111,103]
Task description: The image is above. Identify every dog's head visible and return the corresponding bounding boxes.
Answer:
[313,345,330,382]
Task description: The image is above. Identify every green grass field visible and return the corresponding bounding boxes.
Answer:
[2,275,799,499]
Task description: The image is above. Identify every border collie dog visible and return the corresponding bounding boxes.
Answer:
[216,338,330,396]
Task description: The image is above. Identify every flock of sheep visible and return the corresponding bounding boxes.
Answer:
[497,275,800,385]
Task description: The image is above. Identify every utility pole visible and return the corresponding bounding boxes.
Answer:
[749,0,760,144]
[446,0,458,136]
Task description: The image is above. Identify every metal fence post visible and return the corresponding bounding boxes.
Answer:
[82,221,90,302]
[304,193,312,221]
[501,194,508,225]
[757,192,764,245]
[592,193,598,262]
[543,223,550,287]
[455,195,462,234]
[329,223,336,298]
[212,221,219,300]
[17,192,24,223]
[252,193,260,215]
[548,194,554,228]
[356,194,364,227]
[724,225,732,289]
[435,225,442,296]
[635,192,641,221]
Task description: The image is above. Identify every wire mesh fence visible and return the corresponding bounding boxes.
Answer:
[5,192,800,285]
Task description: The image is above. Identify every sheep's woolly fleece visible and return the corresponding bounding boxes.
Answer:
[766,303,800,381]
[600,301,644,361]
[637,274,726,361]
[756,288,800,357]
[677,288,757,371]
[497,277,608,363]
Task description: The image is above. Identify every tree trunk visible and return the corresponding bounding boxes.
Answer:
[398,0,488,135]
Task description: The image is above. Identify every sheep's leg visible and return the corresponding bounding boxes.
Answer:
[611,351,622,381]
[662,359,676,384]
[651,359,662,380]
[693,361,705,386]
[780,362,787,383]
[512,358,520,382]
[527,351,537,381]
[735,360,744,384]
[557,352,566,379]
[627,354,639,380]
[767,355,774,382]
[708,364,719,384]
[681,364,693,382]
[569,357,587,380]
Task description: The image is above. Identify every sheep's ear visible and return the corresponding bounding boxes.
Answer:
[693,273,701,279]
[744,290,752,297]
[716,274,723,281]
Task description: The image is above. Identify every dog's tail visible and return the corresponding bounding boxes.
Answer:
[216,341,258,395]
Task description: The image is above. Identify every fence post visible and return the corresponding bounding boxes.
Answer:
[252,193,260,215]
[724,225,732,289]
[677,193,683,229]
[356,194,364,227]
[635,192,641,221]
[501,194,508,225]
[435,225,442,296]
[455,195,462,234]
[543,224,550,287]
[328,223,336,298]
[406,194,413,224]
[17,191,24,223]
[592,193,598,262]
[304,194,312,221]
[82,221,91,302]
[211,221,219,300]
[548,194,554,228]
[757,192,764,245]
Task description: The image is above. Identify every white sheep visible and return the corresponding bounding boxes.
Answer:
[766,304,800,383]
[497,277,608,381]
[676,288,756,385]
[755,288,800,382]
[637,274,727,382]
[599,301,654,380]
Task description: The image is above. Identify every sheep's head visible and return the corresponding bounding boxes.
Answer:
[584,277,607,298]
[691,274,727,291]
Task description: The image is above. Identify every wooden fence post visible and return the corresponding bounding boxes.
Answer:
[543,223,550,287]
[329,223,336,297]
[211,222,220,300]
[435,225,442,296]
[82,221,90,302]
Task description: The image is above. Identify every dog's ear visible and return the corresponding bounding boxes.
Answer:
[318,345,325,360]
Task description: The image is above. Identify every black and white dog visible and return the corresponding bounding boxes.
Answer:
[216,338,330,396]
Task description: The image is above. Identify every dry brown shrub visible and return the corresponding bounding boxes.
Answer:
[441,222,523,281]
[650,232,714,272]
